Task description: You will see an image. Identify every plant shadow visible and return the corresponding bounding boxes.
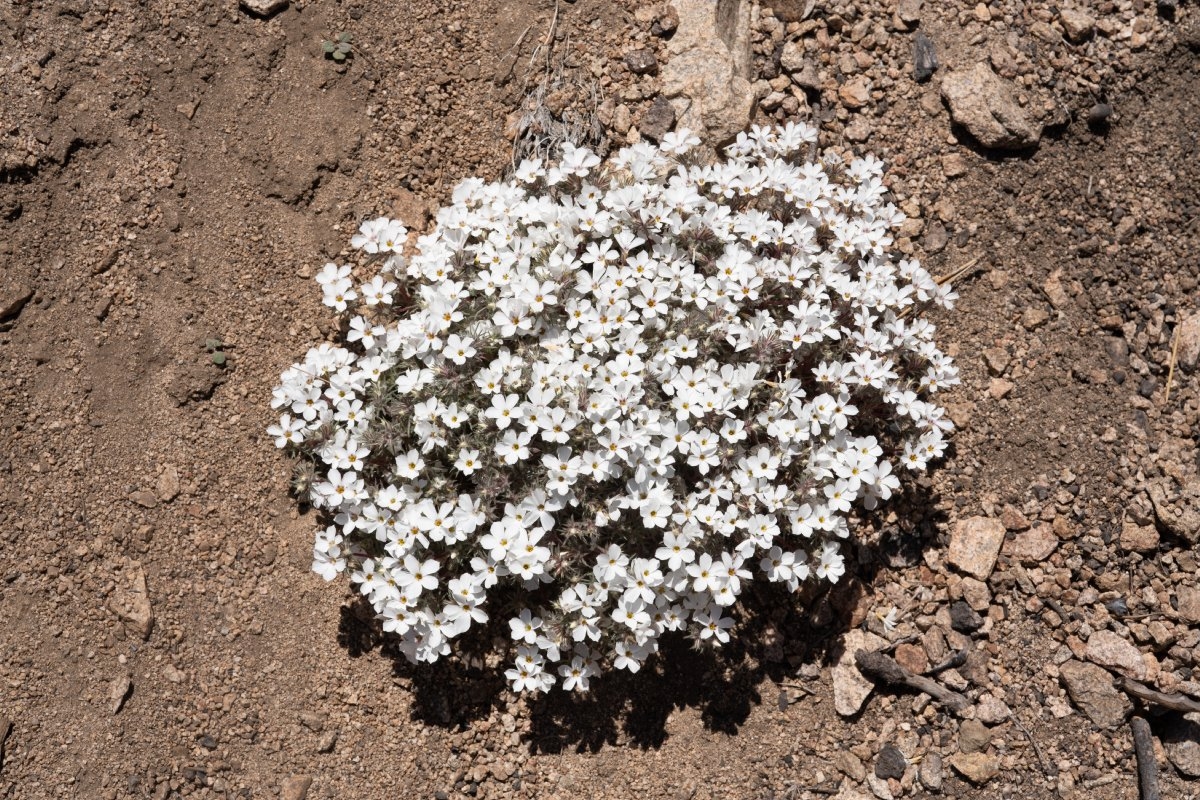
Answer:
[333,478,948,752]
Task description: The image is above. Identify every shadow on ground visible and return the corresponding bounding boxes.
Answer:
[333,479,948,753]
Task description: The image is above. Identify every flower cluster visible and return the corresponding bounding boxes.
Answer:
[269,124,958,692]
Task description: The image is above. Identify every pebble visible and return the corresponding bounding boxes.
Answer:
[624,48,658,76]
[894,642,929,674]
[988,377,1014,399]
[832,629,889,716]
[1177,312,1200,371]
[240,0,287,16]
[639,96,677,141]
[0,285,34,321]
[650,5,679,36]
[779,41,807,74]
[1059,9,1096,42]
[949,600,983,634]
[1175,586,1200,624]
[110,675,132,715]
[896,0,922,26]
[975,693,1011,724]
[912,32,938,82]
[1059,660,1131,734]
[1086,630,1147,680]
[941,152,967,178]
[111,567,155,640]
[1042,270,1070,309]
[1002,525,1058,563]
[280,776,312,800]
[948,516,1006,580]
[1021,307,1050,330]
[1119,520,1159,553]
[836,750,867,782]
[918,752,943,791]
[948,752,999,785]
[1087,103,1114,127]
[941,63,1042,150]
[129,490,159,509]
[1164,717,1200,777]
[316,730,338,753]
[156,465,180,503]
[874,744,906,780]
[958,719,991,754]
[838,78,871,110]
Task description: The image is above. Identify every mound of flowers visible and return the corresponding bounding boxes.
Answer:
[269,124,958,691]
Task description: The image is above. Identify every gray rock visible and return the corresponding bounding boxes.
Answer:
[913,32,938,82]
[1086,630,1147,681]
[1059,659,1131,729]
[832,629,888,716]
[947,516,1006,580]
[624,48,658,75]
[949,601,983,634]
[639,97,677,141]
[919,752,943,791]
[875,744,907,780]
[958,719,991,754]
[240,0,287,16]
[1177,312,1200,372]
[662,0,757,145]
[1164,717,1200,778]
[941,63,1042,150]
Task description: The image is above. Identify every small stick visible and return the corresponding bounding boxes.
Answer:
[1164,322,1181,405]
[1130,716,1162,800]
[935,256,983,287]
[854,649,970,715]
[1118,675,1200,714]
[1011,713,1051,779]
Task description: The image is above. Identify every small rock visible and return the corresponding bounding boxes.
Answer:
[894,642,929,674]
[1003,524,1058,563]
[1175,586,1200,625]
[624,48,658,75]
[1060,660,1129,728]
[240,0,287,16]
[838,78,871,110]
[941,63,1042,150]
[836,750,867,782]
[156,465,180,503]
[958,719,991,754]
[1087,103,1114,127]
[1119,520,1159,553]
[110,675,132,714]
[948,516,1006,580]
[949,752,999,785]
[1000,505,1031,531]
[923,222,948,254]
[1059,9,1096,43]
[875,744,907,780]
[93,296,113,321]
[988,378,1014,399]
[111,567,154,640]
[975,693,1011,724]
[316,730,338,754]
[919,752,943,791]
[299,712,326,732]
[941,152,967,178]
[0,285,34,321]
[983,347,1009,376]
[0,718,11,772]
[779,40,807,73]
[129,490,158,509]
[1021,307,1050,330]
[1086,630,1147,680]
[897,0,922,26]
[832,629,889,716]
[844,118,871,143]
[913,32,938,82]
[281,776,312,800]
[949,600,983,634]
[651,5,679,36]
[1042,270,1070,308]
[1164,717,1200,778]
[639,96,677,141]
[1114,216,1138,244]
[1177,313,1200,372]
[959,577,991,612]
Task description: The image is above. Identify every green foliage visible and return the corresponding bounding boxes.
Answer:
[321,32,353,62]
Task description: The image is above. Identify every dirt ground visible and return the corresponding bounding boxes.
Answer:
[2,0,1200,798]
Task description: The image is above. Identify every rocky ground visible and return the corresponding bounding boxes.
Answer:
[2,0,1200,798]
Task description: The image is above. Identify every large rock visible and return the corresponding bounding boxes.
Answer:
[941,63,1042,150]
[662,0,758,147]
[1164,717,1200,778]
[1086,630,1147,680]
[1059,659,1131,729]
[947,516,1006,580]
[831,629,888,716]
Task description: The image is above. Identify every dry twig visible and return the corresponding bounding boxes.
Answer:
[1130,716,1162,800]
[1118,675,1200,714]
[854,649,970,715]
